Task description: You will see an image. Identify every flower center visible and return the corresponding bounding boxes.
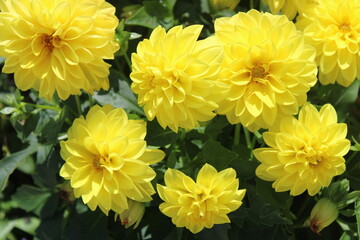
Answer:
[93,154,109,170]
[251,63,268,80]
[301,146,323,167]
[42,34,61,52]
[339,23,351,34]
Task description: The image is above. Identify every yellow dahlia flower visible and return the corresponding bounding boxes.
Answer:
[215,10,318,132]
[130,25,228,132]
[60,104,165,215]
[0,0,119,100]
[157,164,246,234]
[209,0,240,12]
[254,103,350,196]
[296,0,360,87]
[262,0,316,20]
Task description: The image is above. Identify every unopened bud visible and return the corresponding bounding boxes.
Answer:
[310,198,339,234]
[119,199,145,229]
[57,181,75,203]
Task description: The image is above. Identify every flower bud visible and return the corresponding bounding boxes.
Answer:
[209,0,240,12]
[56,181,75,203]
[310,198,339,234]
[119,199,145,229]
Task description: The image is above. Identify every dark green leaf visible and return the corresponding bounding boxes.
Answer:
[35,212,63,240]
[11,185,51,214]
[322,179,350,205]
[125,7,159,29]
[196,224,230,240]
[205,115,230,140]
[255,179,293,211]
[197,139,238,170]
[93,70,144,115]
[33,147,60,189]
[145,120,178,146]
[64,210,108,240]
[40,194,59,219]
[166,151,177,168]
[0,143,39,191]
[144,1,169,18]
[231,144,258,180]
[355,199,360,239]
[246,185,293,227]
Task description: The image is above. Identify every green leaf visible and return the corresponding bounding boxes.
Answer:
[166,151,177,168]
[231,144,258,180]
[144,1,169,18]
[12,217,40,235]
[255,179,293,211]
[35,212,63,240]
[0,107,16,115]
[356,198,360,239]
[145,120,178,146]
[205,115,230,140]
[339,232,351,240]
[246,185,293,227]
[93,70,144,115]
[11,111,39,142]
[334,80,360,106]
[0,220,16,240]
[322,179,350,205]
[0,143,39,191]
[198,139,238,170]
[11,185,51,214]
[64,210,108,240]
[33,148,60,189]
[125,7,159,29]
[16,155,35,174]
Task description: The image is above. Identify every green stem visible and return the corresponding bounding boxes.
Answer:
[75,95,82,116]
[234,124,241,146]
[296,195,312,218]
[21,102,60,112]
[123,52,132,70]
[250,0,255,9]
[243,126,252,149]
[114,57,122,71]
[346,150,358,167]
[88,94,94,107]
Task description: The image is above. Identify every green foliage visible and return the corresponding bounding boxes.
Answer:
[1,0,360,239]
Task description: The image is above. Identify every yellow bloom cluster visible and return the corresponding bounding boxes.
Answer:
[215,10,318,131]
[254,103,350,196]
[262,0,316,20]
[0,0,119,100]
[60,105,165,215]
[296,0,360,87]
[130,25,228,132]
[157,164,246,234]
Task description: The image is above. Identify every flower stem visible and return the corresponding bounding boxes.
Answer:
[250,0,255,9]
[123,52,132,70]
[346,150,358,167]
[234,124,241,146]
[88,94,94,107]
[75,95,82,116]
[21,102,60,112]
[243,126,252,149]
